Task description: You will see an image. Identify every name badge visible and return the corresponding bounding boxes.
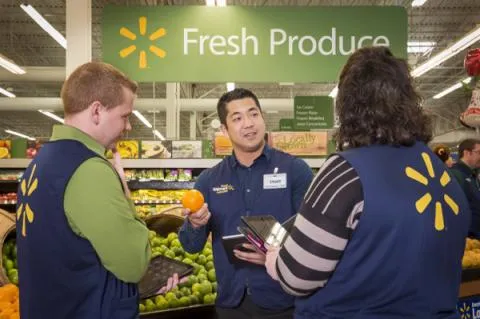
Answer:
[263,173,287,189]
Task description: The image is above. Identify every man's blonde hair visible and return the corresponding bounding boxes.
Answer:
[61,62,138,115]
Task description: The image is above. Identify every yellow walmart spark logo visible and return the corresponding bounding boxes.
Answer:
[119,17,167,69]
[405,153,459,231]
[17,164,38,237]
[459,302,471,319]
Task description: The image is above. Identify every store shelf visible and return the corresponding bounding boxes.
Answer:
[123,158,326,168]
[0,180,20,184]
[462,268,480,283]
[0,158,218,168]
[128,181,195,190]
[460,268,480,297]
[134,199,181,205]
[140,304,215,319]
[0,200,17,205]
[0,159,31,168]
[121,159,221,168]
[0,158,326,169]
[0,182,20,195]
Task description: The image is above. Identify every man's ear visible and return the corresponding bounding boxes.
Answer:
[89,101,103,125]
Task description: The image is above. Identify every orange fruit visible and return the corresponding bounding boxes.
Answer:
[0,302,11,310]
[2,285,18,298]
[0,309,13,318]
[181,190,204,213]
[9,313,19,319]
[0,285,16,304]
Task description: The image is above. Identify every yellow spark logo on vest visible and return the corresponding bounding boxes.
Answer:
[17,164,38,237]
[119,17,167,69]
[405,153,459,231]
[459,302,471,319]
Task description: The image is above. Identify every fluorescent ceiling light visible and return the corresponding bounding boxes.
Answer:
[0,54,26,75]
[0,87,15,98]
[39,110,64,124]
[433,77,472,99]
[411,26,480,78]
[205,0,226,6]
[411,0,427,6]
[20,4,67,49]
[133,110,152,128]
[153,129,166,141]
[329,86,338,98]
[226,82,235,92]
[5,129,35,141]
[407,41,436,54]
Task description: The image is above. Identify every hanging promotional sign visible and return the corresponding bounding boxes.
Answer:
[103,6,407,82]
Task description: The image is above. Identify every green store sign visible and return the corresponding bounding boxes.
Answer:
[103,6,407,82]
[294,96,334,129]
[279,119,296,131]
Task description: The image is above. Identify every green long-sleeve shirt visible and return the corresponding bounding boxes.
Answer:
[51,125,151,283]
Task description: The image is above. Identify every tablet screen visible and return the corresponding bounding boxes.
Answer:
[138,255,194,299]
[241,215,290,248]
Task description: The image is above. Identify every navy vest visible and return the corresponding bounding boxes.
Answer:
[16,140,139,319]
[206,149,296,309]
[294,142,470,319]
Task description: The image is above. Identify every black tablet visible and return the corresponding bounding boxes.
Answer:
[138,254,194,299]
[221,233,257,267]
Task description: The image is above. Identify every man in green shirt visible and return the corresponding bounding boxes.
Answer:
[16,62,177,319]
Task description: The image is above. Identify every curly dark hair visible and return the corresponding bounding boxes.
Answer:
[335,47,432,151]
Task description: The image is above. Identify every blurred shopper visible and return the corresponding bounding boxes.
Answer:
[451,139,480,238]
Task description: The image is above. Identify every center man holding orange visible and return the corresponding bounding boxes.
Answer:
[178,88,313,319]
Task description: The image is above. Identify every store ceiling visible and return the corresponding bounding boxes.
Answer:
[0,0,479,140]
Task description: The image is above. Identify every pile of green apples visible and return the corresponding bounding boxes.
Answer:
[2,237,18,285]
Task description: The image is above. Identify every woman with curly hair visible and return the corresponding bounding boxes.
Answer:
[433,144,454,167]
[265,47,470,318]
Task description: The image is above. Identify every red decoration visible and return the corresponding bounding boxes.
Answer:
[460,48,480,129]
[465,48,480,77]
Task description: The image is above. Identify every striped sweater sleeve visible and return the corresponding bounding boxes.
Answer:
[275,155,364,296]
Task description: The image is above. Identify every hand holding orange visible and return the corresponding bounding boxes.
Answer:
[182,190,205,213]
